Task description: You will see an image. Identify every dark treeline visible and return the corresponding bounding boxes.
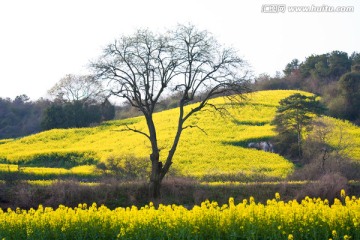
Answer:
[0,95,51,139]
[0,96,115,140]
[254,50,360,124]
[41,99,115,130]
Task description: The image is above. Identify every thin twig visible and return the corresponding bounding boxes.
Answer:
[113,124,151,140]
[182,124,208,135]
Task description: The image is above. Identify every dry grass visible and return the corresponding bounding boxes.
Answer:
[1,177,358,210]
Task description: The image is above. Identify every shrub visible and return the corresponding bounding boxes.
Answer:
[296,173,348,201]
[97,155,150,180]
[16,152,98,169]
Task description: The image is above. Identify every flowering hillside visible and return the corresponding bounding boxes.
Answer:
[0,90,358,181]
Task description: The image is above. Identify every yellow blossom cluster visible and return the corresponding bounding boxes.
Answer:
[0,191,358,239]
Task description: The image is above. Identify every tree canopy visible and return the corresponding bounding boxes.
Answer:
[91,24,250,198]
[48,74,105,104]
[42,74,115,130]
[272,93,326,158]
[299,51,351,79]
[0,96,50,139]
[338,70,360,123]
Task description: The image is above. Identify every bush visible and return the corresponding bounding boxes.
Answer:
[295,173,348,201]
[272,132,298,159]
[14,151,98,169]
[97,155,150,180]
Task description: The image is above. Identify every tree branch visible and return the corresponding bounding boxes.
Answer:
[113,124,150,141]
[182,124,208,135]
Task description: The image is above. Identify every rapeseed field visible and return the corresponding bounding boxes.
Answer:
[0,191,358,239]
[0,90,359,181]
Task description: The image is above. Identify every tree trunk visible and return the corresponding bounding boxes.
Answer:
[149,152,162,199]
[297,124,302,159]
[149,180,161,199]
[144,114,163,199]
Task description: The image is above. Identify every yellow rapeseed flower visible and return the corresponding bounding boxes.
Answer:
[275,192,281,200]
[341,189,346,198]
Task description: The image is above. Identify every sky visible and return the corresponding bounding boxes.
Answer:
[0,0,359,100]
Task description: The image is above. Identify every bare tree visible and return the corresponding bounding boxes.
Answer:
[48,74,105,103]
[91,24,250,199]
[304,117,355,173]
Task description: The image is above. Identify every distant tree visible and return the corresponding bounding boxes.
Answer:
[351,64,360,72]
[272,93,326,159]
[283,59,299,76]
[300,54,329,79]
[48,74,105,103]
[255,73,271,83]
[338,69,360,123]
[100,98,115,121]
[41,100,107,130]
[44,74,115,130]
[13,94,30,104]
[41,104,66,130]
[328,51,351,78]
[299,51,351,80]
[91,24,250,199]
[303,117,355,171]
[0,96,50,139]
[254,73,290,91]
[350,52,360,66]
[254,51,357,95]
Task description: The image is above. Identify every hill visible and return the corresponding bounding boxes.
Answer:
[0,90,359,183]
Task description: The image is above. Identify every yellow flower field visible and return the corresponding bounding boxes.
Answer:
[0,90,359,181]
[0,192,358,239]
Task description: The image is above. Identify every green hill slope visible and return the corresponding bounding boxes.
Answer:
[1,90,358,182]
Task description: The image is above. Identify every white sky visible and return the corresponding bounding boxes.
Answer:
[0,0,359,100]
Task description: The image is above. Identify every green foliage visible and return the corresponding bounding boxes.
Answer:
[339,71,360,123]
[300,53,330,78]
[321,82,347,120]
[299,51,351,79]
[272,93,326,158]
[352,64,360,72]
[350,51,360,65]
[328,50,352,77]
[0,96,50,139]
[100,99,115,121]
[283,59,299,76]
[41,104,66,130]
[273,94,326,133]
[41,100,115,130]
[255,50,360,126]
[252,51,360,126]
